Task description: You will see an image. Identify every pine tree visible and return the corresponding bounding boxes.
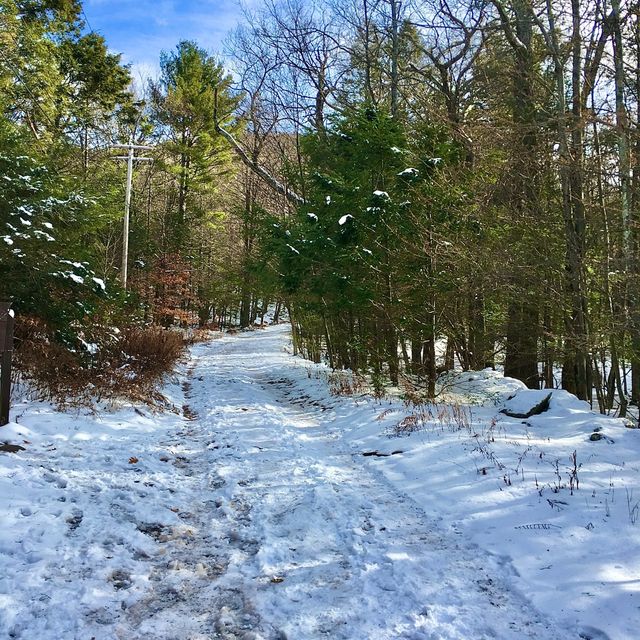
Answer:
[150,41,239,250]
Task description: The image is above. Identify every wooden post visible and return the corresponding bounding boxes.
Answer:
[0,301,14,427]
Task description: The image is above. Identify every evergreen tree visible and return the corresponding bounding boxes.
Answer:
[0,117,109,344]
[150,40,239,250]
[273,105,454,389]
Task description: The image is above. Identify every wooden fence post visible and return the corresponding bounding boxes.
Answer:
[0,301,14,427]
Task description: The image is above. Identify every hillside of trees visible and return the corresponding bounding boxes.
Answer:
[2,0,639,416]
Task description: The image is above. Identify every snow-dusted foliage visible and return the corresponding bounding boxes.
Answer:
[0,125,108,346]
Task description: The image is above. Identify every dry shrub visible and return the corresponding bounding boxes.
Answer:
[13,316,86,402]
[117,327,184,379]
[400,375,441,406]
[389,402,473,437]
[401,377,424,406]
[328,371,366,396]
[393,414,421,435]
[185,327,221,344]
[13,316,186,407]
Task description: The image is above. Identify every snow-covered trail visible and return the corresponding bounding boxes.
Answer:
[1,325,588,639]
[162,326,569,639]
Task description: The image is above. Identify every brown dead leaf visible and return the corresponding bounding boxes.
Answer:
[270,576,285,584]
[129,456,139,464]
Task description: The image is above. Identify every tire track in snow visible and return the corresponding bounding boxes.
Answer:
[112,362,277,640]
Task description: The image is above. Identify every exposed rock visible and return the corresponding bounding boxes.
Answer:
[0,442,25,453]
[501,391,553,419]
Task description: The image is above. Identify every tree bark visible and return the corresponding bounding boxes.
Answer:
[493,0,541,388]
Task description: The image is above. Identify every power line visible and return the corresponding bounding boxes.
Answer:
[81,7,95,34]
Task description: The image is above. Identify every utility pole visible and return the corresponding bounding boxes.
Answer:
[111,141,153,289]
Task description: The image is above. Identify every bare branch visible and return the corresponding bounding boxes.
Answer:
[489,0,527,52]
[215,123,306,207]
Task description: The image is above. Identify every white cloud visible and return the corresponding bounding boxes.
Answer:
[84,0,248,81]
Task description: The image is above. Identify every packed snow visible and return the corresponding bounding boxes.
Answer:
[0,325,638,639]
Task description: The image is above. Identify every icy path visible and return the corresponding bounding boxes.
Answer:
[1,326,578,639]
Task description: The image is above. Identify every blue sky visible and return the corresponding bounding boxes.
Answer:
[83,0,251,80]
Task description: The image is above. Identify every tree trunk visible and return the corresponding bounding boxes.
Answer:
[411,338,423,375]
[612,0,632,410]
[498,0,541,388]
[469,291,490,369]
[444,338,455,371]
[239,288,251,328]
[631,4,640,404]
[389,0,400,117]
[504,300,539,388]
[544,0,589,400]
[273,301,282,324]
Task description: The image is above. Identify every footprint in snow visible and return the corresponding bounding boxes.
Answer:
[42,470,68,489]
[66,508,83,531]
[109,569,132,590]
